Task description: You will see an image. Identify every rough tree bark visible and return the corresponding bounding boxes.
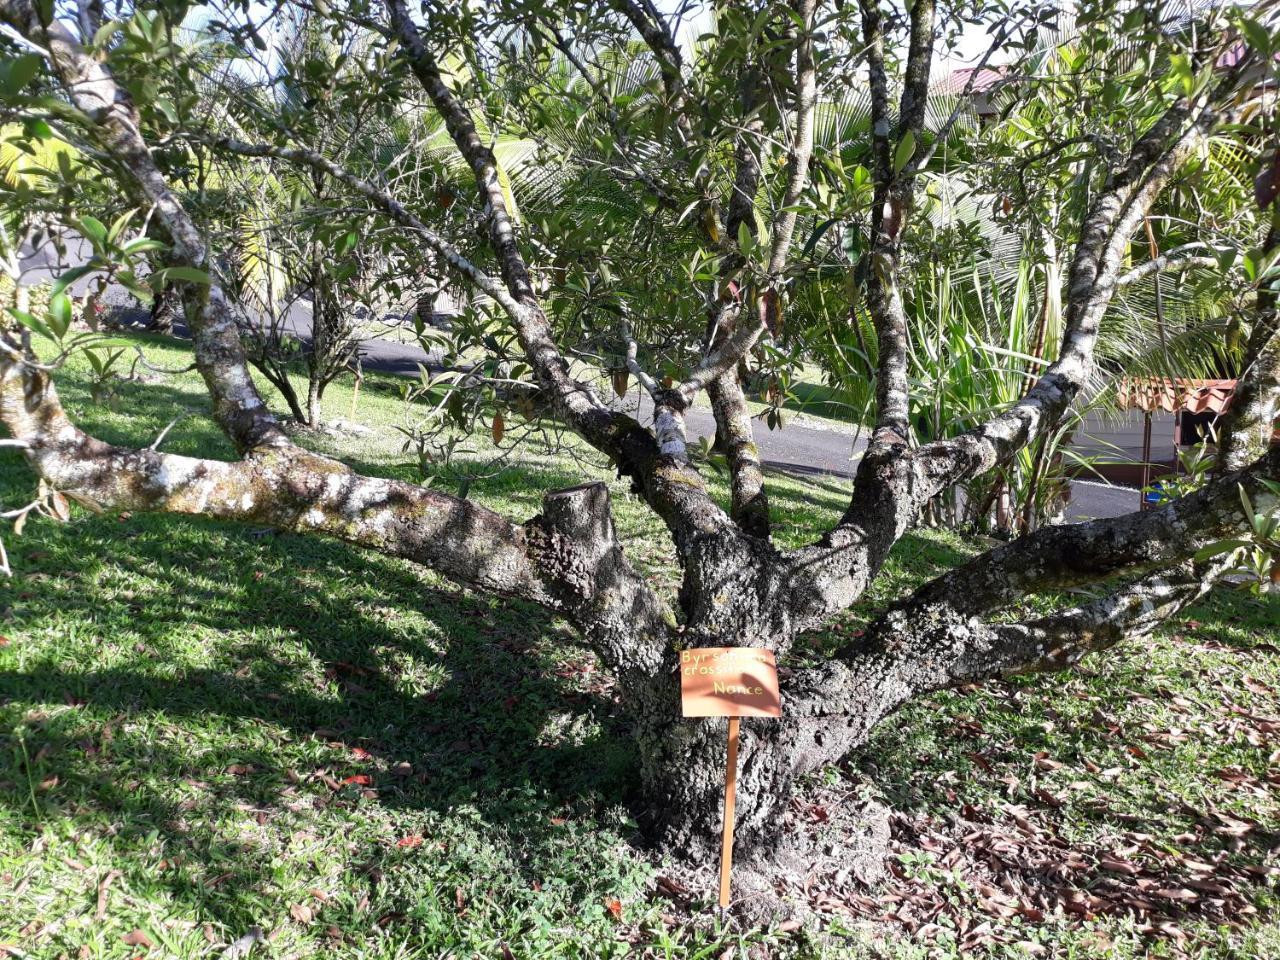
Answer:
[0,0,1274,893]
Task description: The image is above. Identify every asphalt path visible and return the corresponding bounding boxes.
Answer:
[191,304,1147,521]
[252,302,1142,520]
[21,239,1140,520]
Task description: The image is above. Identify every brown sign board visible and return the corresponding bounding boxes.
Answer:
[680,647,782,718]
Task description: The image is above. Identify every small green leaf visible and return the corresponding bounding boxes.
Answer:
[1169,53,1195,96]
[1194,540,1249,562]
[0,54,43,98]
[1240,483,1255,522]
[153,98,179,124]
[1240,17,1272,57]
[155,266,211,285]
[77,215,108,251]
[48,293,72,338]
[1257,245,1280,283]
[51,264,95,297]
[92,20,124,49]
[893,130,916,175]
[120,238,166,255]
[6,307,54,342]
[800,217,839,260]
[117,270,153,305]
[107,209,137,246]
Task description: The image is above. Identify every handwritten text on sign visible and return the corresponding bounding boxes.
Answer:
[680,648,782,718]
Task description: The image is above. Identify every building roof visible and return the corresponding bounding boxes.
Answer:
[1116,377,1238,415]
[938,64,1006,97]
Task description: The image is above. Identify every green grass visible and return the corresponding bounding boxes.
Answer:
[0,334,1277,958]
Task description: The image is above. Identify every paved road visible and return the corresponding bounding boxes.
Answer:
[220,308,1148,521]
[22,239,1140,520]
[345,317,1141,521]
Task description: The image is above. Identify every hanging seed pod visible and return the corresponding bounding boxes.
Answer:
[760,288,782,335]
[612,369,629,398]
[491,411,505,445]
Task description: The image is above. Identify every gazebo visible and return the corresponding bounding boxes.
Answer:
[1115,377,1238,509]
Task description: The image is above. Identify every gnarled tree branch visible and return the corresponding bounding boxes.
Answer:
[0,0,287,453]
[1115,242,1219,286]
[0,329,673,674]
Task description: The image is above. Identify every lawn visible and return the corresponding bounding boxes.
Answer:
[0,334,1277,958]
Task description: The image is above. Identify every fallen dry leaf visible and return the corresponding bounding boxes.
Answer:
[121,929,152,949]
[1099,856,1142,876]
[1153,888,1198,902]
[96,869,122,921]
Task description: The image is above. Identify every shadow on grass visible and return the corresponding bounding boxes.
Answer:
[0,450,638,933]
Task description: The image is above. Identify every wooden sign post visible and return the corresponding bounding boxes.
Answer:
[680,647,782,910]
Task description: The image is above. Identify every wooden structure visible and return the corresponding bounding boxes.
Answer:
[1115,377,1237,509]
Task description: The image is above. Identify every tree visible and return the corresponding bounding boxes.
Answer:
[0,0,1276,895]
[192,9,411,428]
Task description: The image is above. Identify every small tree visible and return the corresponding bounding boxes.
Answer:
[0,0,1276,893]
[217,170,373,428]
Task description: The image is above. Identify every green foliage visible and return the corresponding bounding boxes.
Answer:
[1187,473,1280,597]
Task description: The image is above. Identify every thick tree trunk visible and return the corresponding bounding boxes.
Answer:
[306,258,329,430]
[634,713,800,857]
[632,652,906,862]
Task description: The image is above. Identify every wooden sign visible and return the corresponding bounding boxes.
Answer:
[679,647,782,910]
[680,647,782,718]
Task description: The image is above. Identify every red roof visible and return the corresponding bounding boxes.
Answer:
[1117,377,1238,415]
[938,65,1005,96]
